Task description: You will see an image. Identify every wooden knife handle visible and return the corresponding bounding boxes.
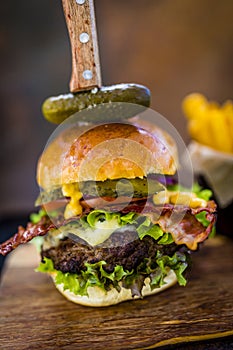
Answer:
[62,0,102,93]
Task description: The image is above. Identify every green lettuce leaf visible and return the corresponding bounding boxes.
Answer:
[195,211,210,227]
[86,209,137,228]
[30,209,47,224]
[56,271,82,295]
[119,211,137,225]
[36,257,55,273]
[136,216,151,235]
[156,251,188,286]
[138,221,163,241]
[136,217,174,244]
[36,250,188,298]
[86,210,114,227]
[192,183,213,201]
[158,232,174,245]
[30,208,58,224]
[195,211,216,238]
[36,258,132,296]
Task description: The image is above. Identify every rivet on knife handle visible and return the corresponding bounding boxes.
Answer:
[62,0,102,92]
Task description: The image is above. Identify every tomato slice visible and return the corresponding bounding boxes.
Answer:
[81,196,148,209]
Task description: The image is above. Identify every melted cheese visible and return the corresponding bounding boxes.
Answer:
[62,183,83,219]
[153,190,207,208]
[43,218,123,249]
[68,218,122,246]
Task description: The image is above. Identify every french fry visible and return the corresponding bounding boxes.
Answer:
[183,93,214,147]
[188,115,213,147]
[182,93,207,120]
[183,94,233,154]
[209,108,232,153]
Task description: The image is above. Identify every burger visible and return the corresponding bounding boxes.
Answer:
[0,118,217,307]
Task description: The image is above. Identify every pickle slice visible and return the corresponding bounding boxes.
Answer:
[80,178,165,198]
[42,83,150,124]
[36,178,165,206]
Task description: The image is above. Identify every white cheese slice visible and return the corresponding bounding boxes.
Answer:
[43,218,122,249]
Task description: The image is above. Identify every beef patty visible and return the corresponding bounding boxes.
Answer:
[41,228,182,274]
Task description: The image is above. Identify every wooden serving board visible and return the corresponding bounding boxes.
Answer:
[0,236,233,349]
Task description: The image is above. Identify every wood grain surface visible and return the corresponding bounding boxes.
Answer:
[0,236,233,350]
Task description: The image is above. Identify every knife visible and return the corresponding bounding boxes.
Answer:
[42,0,150,124]
[62,0,101,92]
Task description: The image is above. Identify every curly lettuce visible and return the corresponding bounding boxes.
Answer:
[36,250,188,298]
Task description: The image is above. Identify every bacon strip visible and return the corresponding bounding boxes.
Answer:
[0,201,217,256]
[156,211,216,250]
[0,214,83,256]
[120,200,217,250]
[0,216,56,256]
[110,199,217,216]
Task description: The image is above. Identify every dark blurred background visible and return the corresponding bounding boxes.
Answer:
[0,0,233,221]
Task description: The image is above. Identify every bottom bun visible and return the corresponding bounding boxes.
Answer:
[50,270,177,307]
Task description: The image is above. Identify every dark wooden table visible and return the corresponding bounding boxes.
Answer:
[0,236,233,349]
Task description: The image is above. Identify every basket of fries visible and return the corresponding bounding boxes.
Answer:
[182,93,233,236]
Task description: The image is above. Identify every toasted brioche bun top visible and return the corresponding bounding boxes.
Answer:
[37,120,178,190]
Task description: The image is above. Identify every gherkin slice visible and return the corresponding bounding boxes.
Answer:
[35,177,164,206]
[42,83,150,124]
[80,178,165,198]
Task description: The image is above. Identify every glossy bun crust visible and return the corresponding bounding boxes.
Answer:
[37,120,178,190]
[50,270,177,307]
